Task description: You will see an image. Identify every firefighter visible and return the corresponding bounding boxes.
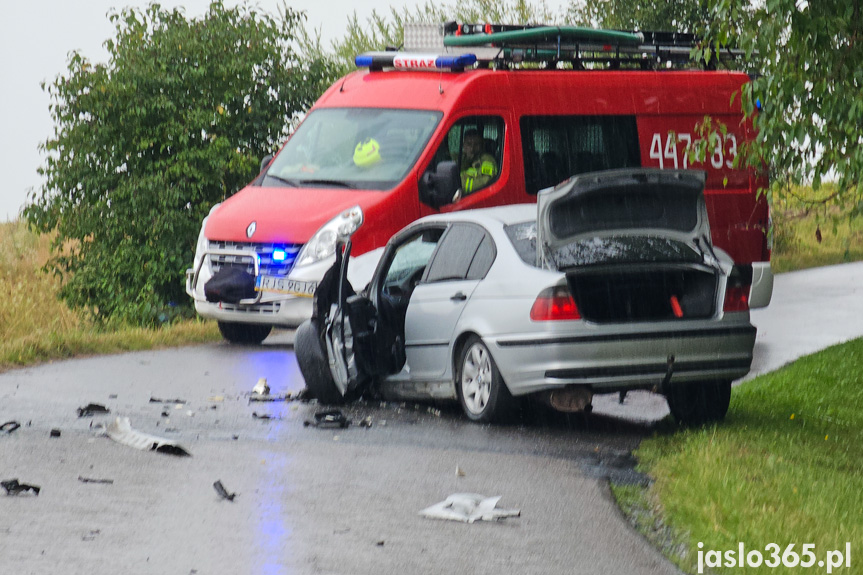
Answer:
[459,129,497,195]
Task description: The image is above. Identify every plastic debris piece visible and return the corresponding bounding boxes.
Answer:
[78,476,113,485]
[358,416,373,428]
[1,479,41,496]
[208,396,225,402]
[420,493,520,523]
[252,378,270,396]
[249,394,289,403]
[108,394,118,399]
[456,466,466,477]
[77,403,110,418]
[1,421,21,434]
[213,480,236,501]
[149,397,187,404]
[161,411,170,418]
[50,429,61,438]
[252,412,280,421]
[376,541,385,547]
[106,417,191,457]
[304,410,351,429]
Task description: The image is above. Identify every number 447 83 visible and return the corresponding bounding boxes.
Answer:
[649,131,738,171]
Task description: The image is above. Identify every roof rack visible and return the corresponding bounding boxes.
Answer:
[403,23,745,71]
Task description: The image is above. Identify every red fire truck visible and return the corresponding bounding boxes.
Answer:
[186,23,772,344]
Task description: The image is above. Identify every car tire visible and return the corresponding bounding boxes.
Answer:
[665,380,732,426]
[456,335,517,423]
[295,318,346,405]
[217,321,272,345]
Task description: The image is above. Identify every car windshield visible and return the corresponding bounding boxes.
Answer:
[263,108,443,191]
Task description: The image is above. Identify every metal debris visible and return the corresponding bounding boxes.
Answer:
[420,494,520,523]
[1,421,20,434]
[213,480,236,502]
[77,403,110,417]
[78,476,114,485]
[149,397,187,404]
[106,417,191,457]
[304,410,351,429]
[1,479,41,496]
[252,378,270,396]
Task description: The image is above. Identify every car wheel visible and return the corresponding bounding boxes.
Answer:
[217,321,272,344]
[295,319,346,405]
[456,335,517,423]
[665,380,732,426]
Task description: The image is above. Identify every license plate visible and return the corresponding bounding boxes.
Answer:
[255,275,318,297]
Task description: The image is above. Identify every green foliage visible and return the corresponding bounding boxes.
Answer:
[699,1,863,209]
[568,0,710,32]
[25,2,324,325]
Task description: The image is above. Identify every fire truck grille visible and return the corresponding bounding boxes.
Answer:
[207,241,302,277]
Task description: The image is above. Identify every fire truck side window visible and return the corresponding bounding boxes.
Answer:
[520,116,641,195]
[429,116,505,197]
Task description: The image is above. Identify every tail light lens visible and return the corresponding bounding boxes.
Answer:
[723,284,750,312]
[530,286,581,321]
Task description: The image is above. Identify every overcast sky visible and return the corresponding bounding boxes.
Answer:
[0,0,571,222]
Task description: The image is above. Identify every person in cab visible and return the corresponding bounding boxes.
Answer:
[458,128,498,195]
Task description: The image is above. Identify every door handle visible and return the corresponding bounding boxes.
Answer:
[450,292,467,302]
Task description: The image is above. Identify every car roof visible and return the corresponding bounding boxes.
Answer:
[415,203,537,229]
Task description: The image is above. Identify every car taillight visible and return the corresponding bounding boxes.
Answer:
[723,284,750,312]
[530,286,581,321]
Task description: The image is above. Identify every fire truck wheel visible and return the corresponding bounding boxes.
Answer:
[217,321,272,345]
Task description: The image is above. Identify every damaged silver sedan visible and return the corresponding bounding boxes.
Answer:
[294,169,756,425]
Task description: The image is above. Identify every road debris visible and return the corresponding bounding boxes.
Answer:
[78,476,114,485]
[106,417,191,456]
[1,479,41,496]
[252,412,280,421]
[420,493,520,523]
[304,410,351,429]
[456,466,466,477]
[149,396,187,404]
[358,416,373,428]
[50,429,61,438]
[77,403,110,417]
[248,394,290,403]
[252,378,270,396]
[213,480,236,502]
[1,421,20,434]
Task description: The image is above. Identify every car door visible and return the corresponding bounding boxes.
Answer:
[404,223,496,380]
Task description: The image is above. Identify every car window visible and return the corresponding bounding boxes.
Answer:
[504,220,539,266]
[428,116,505,198]
[382,229,443,289]
[425,223,495,282]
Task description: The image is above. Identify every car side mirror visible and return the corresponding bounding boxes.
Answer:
[260,154,274,173]
[419,161,460,209]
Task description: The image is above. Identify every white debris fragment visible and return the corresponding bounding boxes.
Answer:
[456,466,466,477]
[106,417,191,456]
[420,493,520,523]
[252,378,270,395]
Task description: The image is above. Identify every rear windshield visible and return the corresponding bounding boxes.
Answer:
[263,108,442,191]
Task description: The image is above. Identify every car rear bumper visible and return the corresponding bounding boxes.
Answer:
[488,319,756,396]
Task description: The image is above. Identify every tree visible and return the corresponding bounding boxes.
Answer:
[568,0,711,32]
[699,1,863,209]
[26,2,324,325]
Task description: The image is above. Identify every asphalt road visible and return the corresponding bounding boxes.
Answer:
[2,262,862,574]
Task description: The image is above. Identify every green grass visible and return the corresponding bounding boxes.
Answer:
[625,340,863,574]
[0,219,220,373]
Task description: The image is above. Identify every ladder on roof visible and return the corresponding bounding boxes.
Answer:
[403,23,745,70]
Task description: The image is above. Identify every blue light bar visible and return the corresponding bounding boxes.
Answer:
[355,52,477,71]
[272,249,287,262]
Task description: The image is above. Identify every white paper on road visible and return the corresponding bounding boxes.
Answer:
[106,417,191,456]
[420,493,520,523]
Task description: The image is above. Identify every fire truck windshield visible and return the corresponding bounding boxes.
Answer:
[263,108,443,191]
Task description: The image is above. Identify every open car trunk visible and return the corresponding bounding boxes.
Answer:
[537,169,723,323]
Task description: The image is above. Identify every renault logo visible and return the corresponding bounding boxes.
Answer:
[246,221,257,238]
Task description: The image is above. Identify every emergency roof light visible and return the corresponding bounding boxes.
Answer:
[355,52,477,72]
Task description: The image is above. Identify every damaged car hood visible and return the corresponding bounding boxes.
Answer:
[536,169,716,269]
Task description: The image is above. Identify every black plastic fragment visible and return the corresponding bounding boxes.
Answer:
[2,479,41,496]
[153,443,191,457]
[77,403,110,417]
[304,410,351,429]
[1,421,21,434]
[213,480,236,502]
[252,412,280,421]
[149,396,187,404]
[50,429,61,438]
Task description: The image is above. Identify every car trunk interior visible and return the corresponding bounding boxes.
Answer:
[566,265,718,323]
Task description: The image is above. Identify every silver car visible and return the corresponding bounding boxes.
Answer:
[295,169,756,425]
